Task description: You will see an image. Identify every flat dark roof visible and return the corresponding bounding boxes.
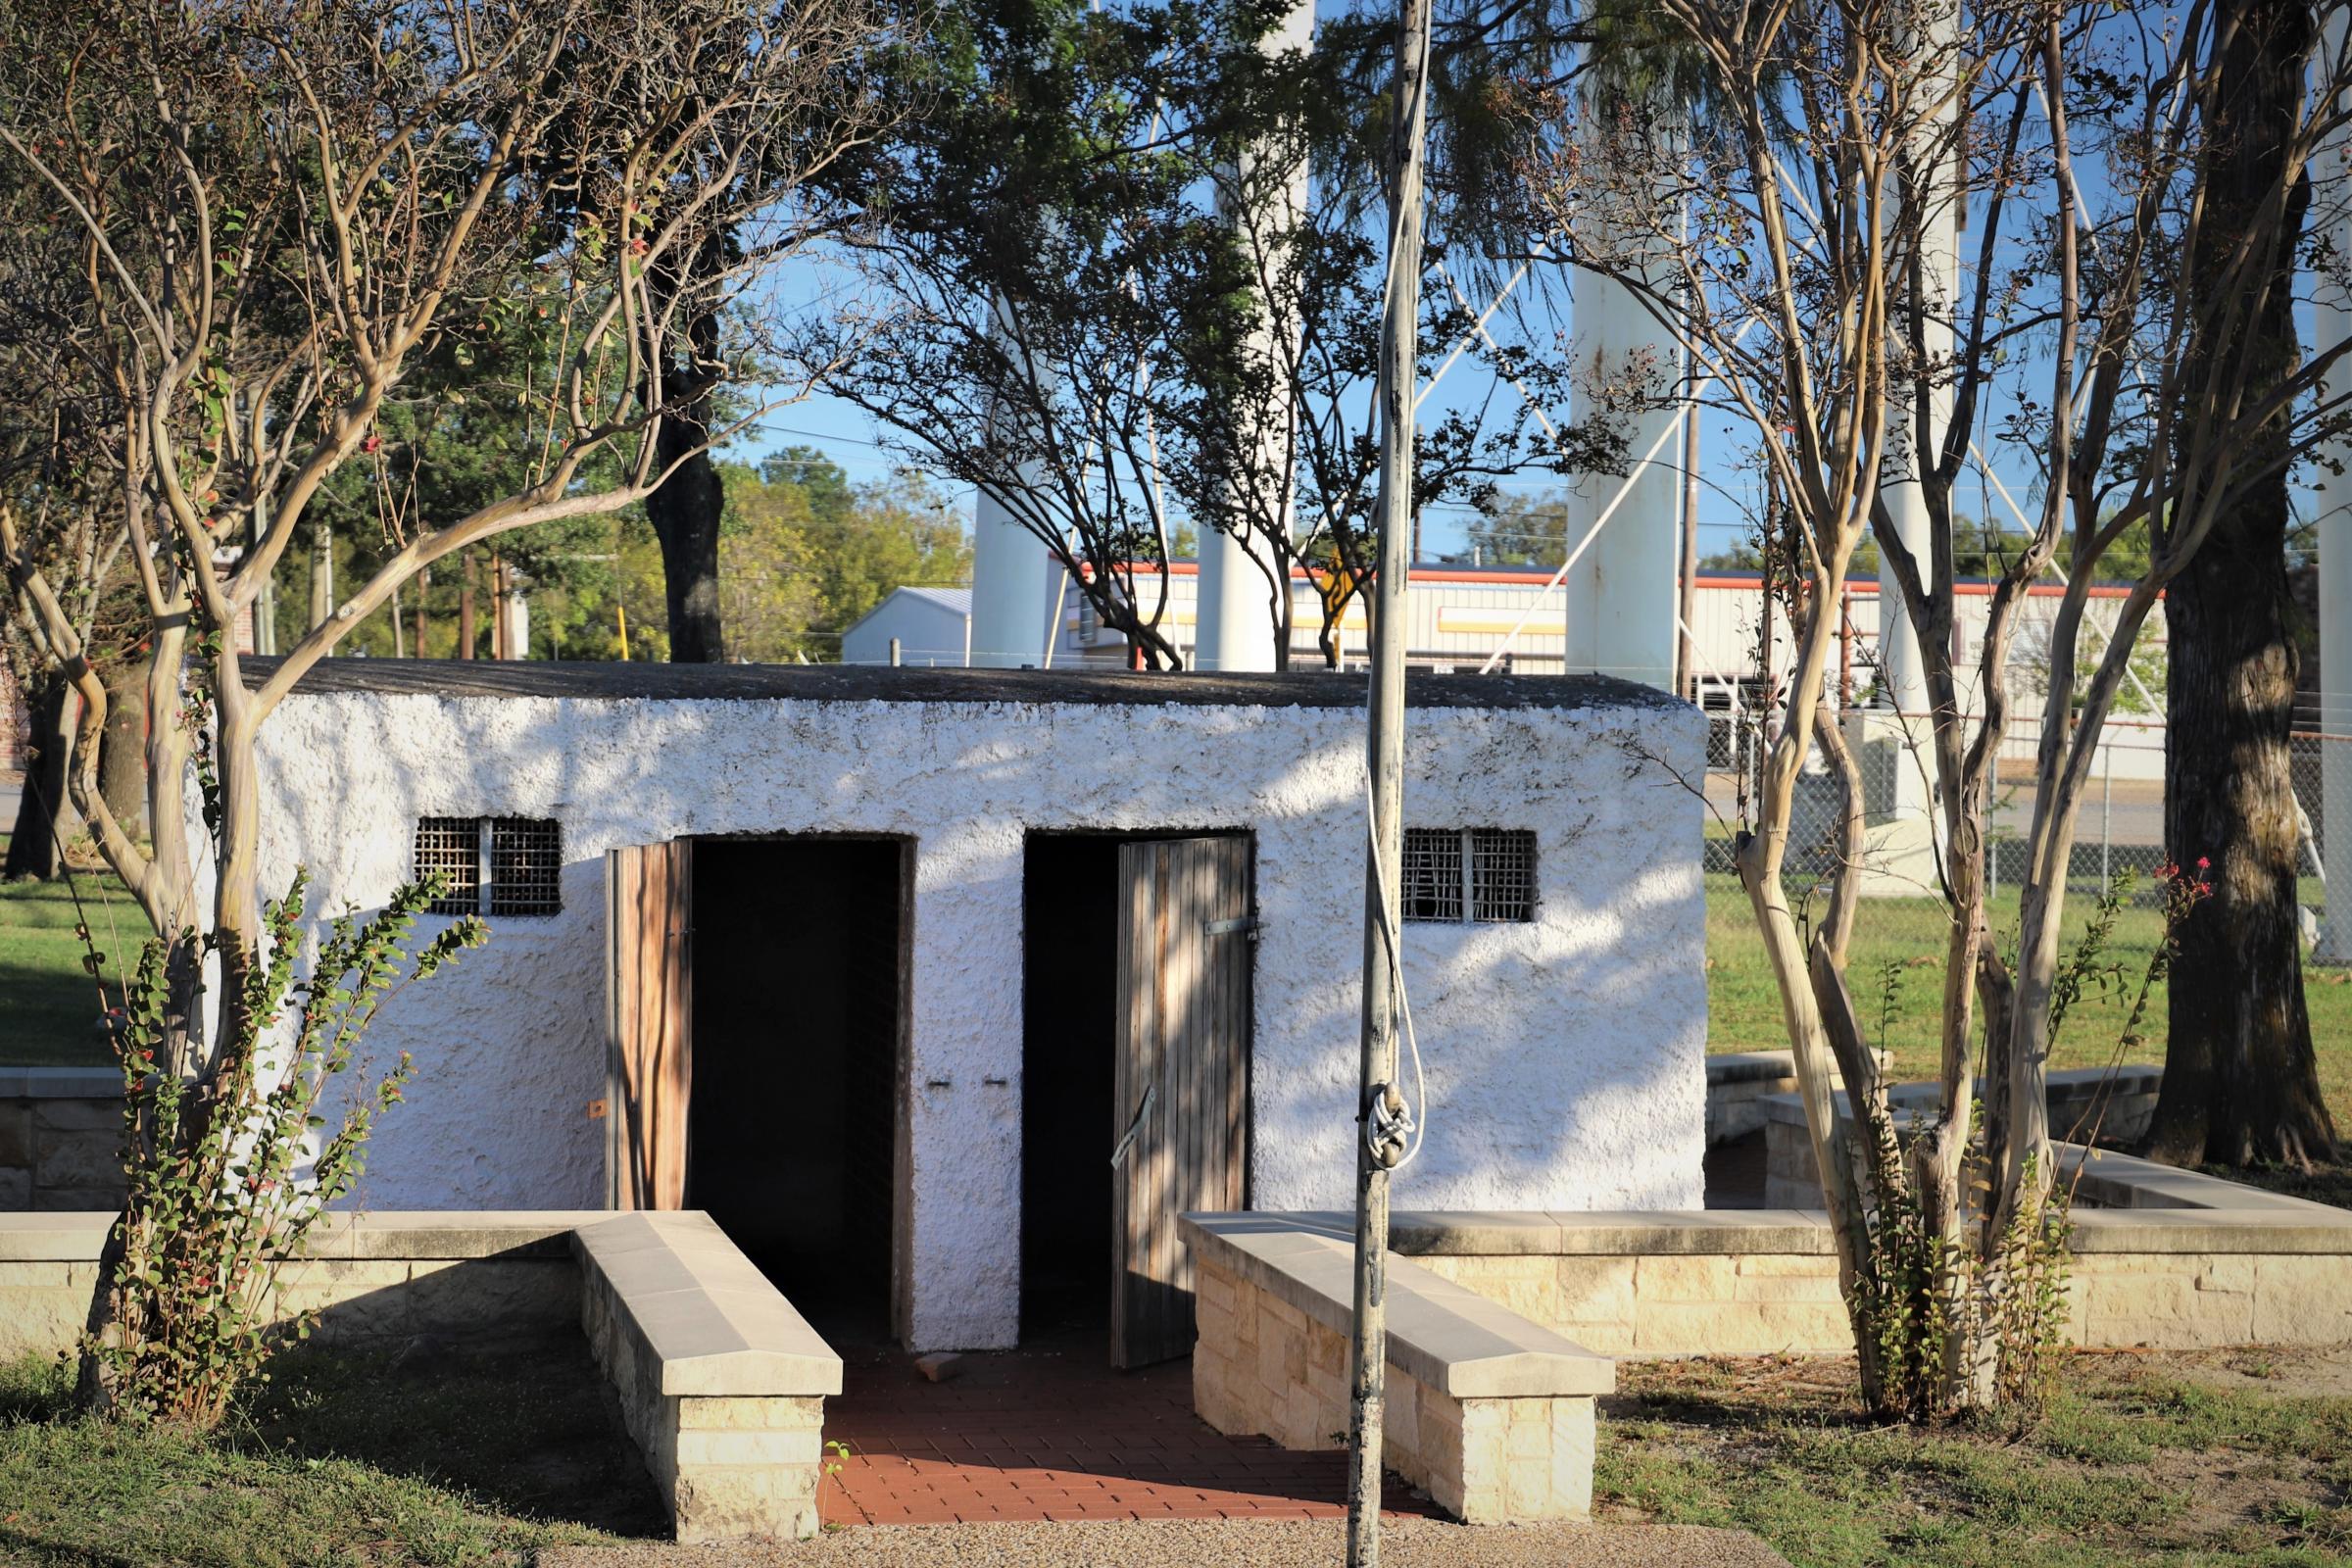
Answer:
[239,657,1689,713]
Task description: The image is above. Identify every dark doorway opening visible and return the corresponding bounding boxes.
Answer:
[1020,830,1255,1352]
[686,836,906,1339]
[1020,834,1123,1340]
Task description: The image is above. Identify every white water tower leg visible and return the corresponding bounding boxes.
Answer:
[1853,0,1958,895]
[967,300,1058,670]
[1562,112,1682,693]
[1197,0,1314,674]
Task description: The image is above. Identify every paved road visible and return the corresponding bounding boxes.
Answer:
[545,1520,1790,1568]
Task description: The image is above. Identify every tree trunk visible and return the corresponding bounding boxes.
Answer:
[308,516,333,626]
[97,662,145,839]
[490,556,508,661]
[459,551,476,659]
[2144,0,2336,1170]
[645,320,726,663]
[3,674,73,879]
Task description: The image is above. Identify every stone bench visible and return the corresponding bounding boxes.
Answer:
[1180,1212,1614,1525]
[1705,1051,1888,1147]
[1762,1064,2164,1207]
[573,1211,843,1543]
[0,1066,130,1210]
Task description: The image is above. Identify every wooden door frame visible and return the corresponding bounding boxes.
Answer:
[605,839,694,1210]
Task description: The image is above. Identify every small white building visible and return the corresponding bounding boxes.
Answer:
[247,661,1706,1355]
[839,586,974,668]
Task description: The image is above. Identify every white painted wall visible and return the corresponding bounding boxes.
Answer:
[251,677,1706,1349]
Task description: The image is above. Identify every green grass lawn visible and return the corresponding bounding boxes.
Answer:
[0,1340,665,1566]
[1601,1348,2352,1567]
[1703,872,2352,1127]
[0,833,129,1068]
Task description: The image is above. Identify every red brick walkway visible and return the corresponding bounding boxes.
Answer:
[818,1330,1436,1527]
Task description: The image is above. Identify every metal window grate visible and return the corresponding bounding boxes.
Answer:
[414,816,482,916]
[1469,828,1539,922]
[1401,827,1464,922]
[489,817,563,917]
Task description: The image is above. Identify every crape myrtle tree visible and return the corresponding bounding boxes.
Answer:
[1521,0,2352,1413]
[0,0,884,1416]
[0,116,137,880]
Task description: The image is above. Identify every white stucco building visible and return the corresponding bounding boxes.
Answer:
[245,660,1706,1355]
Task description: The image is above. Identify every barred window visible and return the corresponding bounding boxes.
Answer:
[1401,828,1464,922]
[414,817,483,916]
[490,817,564,916]
[1468,829,1539,922]
[411,816,563,917]
[1402,827,1538,924]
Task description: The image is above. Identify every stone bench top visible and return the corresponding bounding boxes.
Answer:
[1234,1202,2352,1257]
[0,1067,123,1099]
[574,1210,842,1398]
[1181,1213,1615,1399]
[0,1209,612,1262]
[1273,1208,1841,1258]
[2057,1147,2352,1222]
[1705,1052,1803,1087]
[1757,1065,2163,1129]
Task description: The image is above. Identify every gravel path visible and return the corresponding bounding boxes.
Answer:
[541,1519,1788,1568]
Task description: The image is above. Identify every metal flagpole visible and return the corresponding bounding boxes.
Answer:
[1347,0,1432,1562]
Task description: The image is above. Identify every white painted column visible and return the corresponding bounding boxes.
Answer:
[967,298,1059,669]
[1196,0,1314,673]
[2316,9,2352,959]
[1563,109,1684,693]
[505,588,530,662]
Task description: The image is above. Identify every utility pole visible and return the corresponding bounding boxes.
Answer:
[1678,406,1700,700]
[1346,0,1431,1562]
[459,549,477,660]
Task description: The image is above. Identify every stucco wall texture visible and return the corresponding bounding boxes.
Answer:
[251,680,1706,1349]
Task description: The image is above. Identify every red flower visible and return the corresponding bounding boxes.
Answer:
[360,433,382,455]
[2196,857,2211,871]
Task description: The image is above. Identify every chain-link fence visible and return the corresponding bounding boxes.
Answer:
[1702,710,2335,944]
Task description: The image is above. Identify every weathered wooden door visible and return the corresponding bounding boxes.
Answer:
[1111,835,1252,1369]
[606,839,694,1209]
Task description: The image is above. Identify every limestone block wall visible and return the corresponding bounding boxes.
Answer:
[0,1069,126,1211]
[1372,1182,2352,1358]
[1416,1247,1850,1358]
[0,1210,593,1361]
